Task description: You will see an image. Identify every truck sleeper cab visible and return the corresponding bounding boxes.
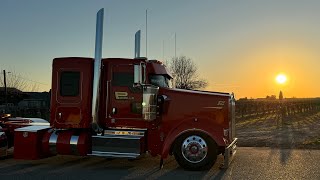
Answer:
[13,57,237,170]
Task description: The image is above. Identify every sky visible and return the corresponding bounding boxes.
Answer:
[0,0,320,99]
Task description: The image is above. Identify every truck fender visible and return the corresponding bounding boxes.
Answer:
[160,117,225,159]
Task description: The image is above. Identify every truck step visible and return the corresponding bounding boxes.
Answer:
[90,129,146,158]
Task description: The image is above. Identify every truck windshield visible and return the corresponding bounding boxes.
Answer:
[149,75,172,88]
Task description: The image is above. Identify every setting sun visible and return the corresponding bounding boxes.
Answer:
[276,74,287,84]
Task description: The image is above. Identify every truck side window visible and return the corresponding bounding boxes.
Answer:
[149,74,171,88]
[112,72,134,86]
[60,71,80,97]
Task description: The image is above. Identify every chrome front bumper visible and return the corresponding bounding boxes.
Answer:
[221,137,238,169]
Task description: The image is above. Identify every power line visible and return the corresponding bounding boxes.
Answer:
[175,32,176,59]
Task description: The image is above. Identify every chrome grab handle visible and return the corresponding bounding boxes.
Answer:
[112,108,117,114]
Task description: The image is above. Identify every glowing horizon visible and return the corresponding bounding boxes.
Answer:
[0,1,319,99]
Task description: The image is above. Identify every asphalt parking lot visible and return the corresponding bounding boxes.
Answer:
[0,147,320,180]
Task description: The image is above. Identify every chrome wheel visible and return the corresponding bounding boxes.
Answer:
[181,135,208,163]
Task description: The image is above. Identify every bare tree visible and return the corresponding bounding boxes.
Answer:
[168,56,208,90]
[0,70,39,92]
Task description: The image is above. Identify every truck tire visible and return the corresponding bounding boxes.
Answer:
[173,132,217,171]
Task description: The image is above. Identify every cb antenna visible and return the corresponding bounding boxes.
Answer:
[146,9,148,58]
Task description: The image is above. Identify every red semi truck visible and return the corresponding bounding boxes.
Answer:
[0,115,49,158]
[0,9,237,170]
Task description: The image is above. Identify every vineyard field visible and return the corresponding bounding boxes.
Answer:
[235,98,320,149]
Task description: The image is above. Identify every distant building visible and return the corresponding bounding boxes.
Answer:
[18,92,50,109]
[18,99,46,108]
[0,88,50,108]
[0,87,24,105]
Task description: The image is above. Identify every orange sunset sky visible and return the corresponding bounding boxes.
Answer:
[0,1,319,99]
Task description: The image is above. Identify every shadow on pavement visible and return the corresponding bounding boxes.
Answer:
[0,152,229,179]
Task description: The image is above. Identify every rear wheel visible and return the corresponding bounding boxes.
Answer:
[173,132,217,171]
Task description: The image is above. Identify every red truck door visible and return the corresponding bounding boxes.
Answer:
[51,58,93,129]
[108,64,144,127]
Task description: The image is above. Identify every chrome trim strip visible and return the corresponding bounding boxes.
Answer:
[172,88,231,97]
[108,127,148,131]
[9,117,48,122]
[49,131,58,154]
[89,151,140,158]
[104,130,145,136]
[203,107,223,110]
[28,122,50,126]
[92,135,142,140]
[14,125,50,132]
[111,118,143,120]
[70,135,79,155]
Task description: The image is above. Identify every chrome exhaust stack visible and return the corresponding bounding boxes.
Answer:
[92,8,104,132]
[134,30,147,61]
[134,30,141,58]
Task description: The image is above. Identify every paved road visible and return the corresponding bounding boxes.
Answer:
[0,147,319,180]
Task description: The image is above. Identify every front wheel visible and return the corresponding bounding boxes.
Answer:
[173,132,218,171]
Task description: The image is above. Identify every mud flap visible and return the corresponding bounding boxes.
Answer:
[220,138,238,169]
[0,132,8,158]
[0,146,7,158]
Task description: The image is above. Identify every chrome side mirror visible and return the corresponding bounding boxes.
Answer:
[134,63,146,85]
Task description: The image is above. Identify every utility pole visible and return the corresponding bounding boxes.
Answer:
[3,70,7,111]
[3,70,7,104]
